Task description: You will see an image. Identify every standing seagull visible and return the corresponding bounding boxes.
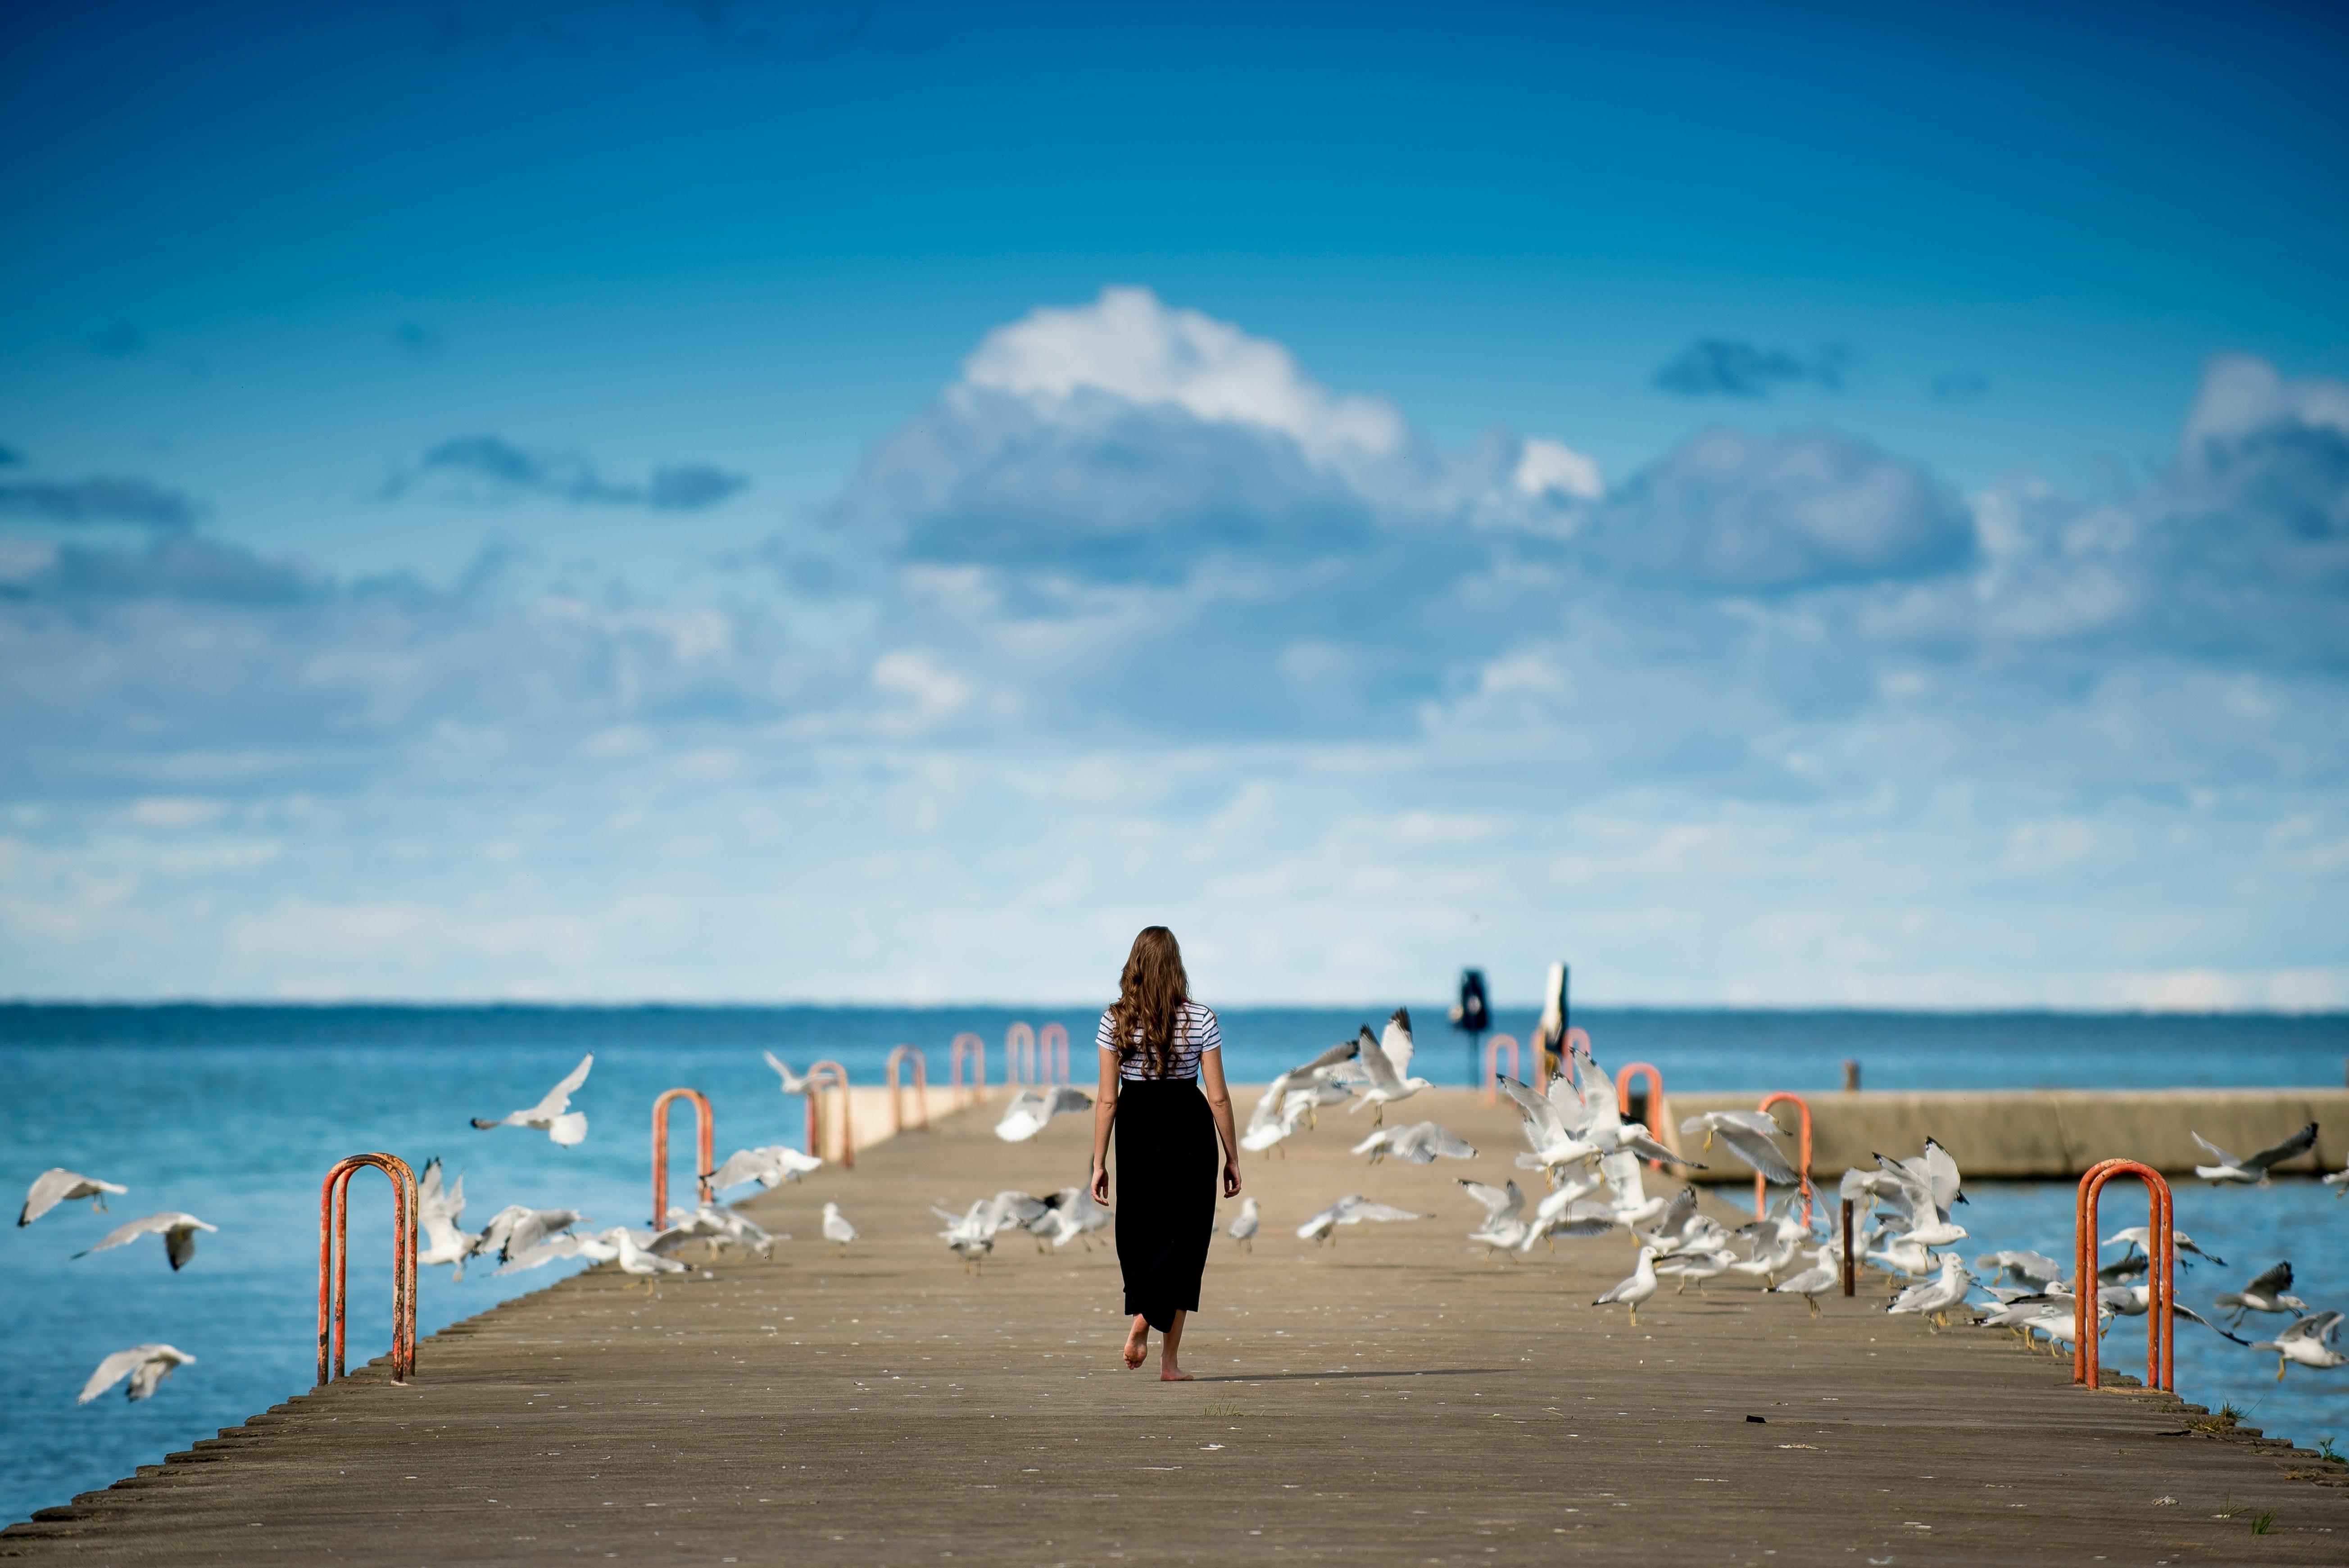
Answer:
[77,1344,197,1404]
[2253,1311,2347,1380]
[2190,1124,2320,1185]
[19,1168,128,1227]
[1594,1246,1661,1327]
[1342,1012,1434,1126]
[472,1053,593,1146]
[821,1201,857,1255]
[72,1212,218,1272]
[1227,1197,1259,1252]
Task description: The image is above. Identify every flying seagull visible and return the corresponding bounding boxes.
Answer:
[1339,1011,1434,1125]
[416,1158,484,1280]
[2190,1124,2319,1185]
[996,1085,1094,1143]
[2253,1310,2346,1381]
[20,1168,128,1227]
[2215,1261,2310,1328]
[705,1145,824,1192]
[73,1212,218,1272]
[472,1053,592,1146]
[1295,1194,1422,1244]
[1351,1121,1477,1165]
[1678,1110,1800,1185]
[78,1344,197,1404]
[763,1051,813,1094]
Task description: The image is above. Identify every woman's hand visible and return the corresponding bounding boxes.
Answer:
[1090,1161,1111,1205]
[1221,1156,1242,1199]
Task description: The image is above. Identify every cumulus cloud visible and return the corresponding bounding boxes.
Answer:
[2,295,2344,1006]
[1654,338,1848,398]
[0,476,200,530]
[392,435,749,512]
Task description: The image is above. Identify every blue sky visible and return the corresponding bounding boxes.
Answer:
[2,0,2344,1006]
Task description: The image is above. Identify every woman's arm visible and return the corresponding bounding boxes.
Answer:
[1088,1042,1121,1204]
[1199,1047,1242,1198]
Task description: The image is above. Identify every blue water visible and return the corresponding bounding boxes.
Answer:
[3,1004,2345,1526]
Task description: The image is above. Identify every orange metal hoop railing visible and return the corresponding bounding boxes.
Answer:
[1482,1035,1521,1106]
[1755,1092,1815,1225]
[1005,1022,1037,1086]
[2075,1159,2174,1393]
[652,1088,714,1227]
[317,1153,418,1387]
[886,1044,930,1133]
[807,1060,854,1169]
[950,1032,987,1106]
[1038,1022,1070,1085]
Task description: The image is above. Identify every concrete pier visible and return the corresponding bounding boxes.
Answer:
[6,1089,2346,1564]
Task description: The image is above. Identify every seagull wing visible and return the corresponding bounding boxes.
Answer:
[1396,1122,1476,1162]
[164,1221,210,1270]
[2276,1310,2341,1345]
[1344,1201,1425,1224]
[73,1212,181,1257]
[1380,1009,1414,1079]
[2243,1122,2320,1173]
[1616,1127,1704,1168]
[762,1051,808,1093]
[1046,1085,1094,1116]
[1457,1179,1521,1221]
[1354,1026,1400,1089]
[2242,1260,2294,1298]
[2188,1129,2241,1168]
[1921,1137,1966,1209]
[706,1149,768,1190]
[1497,1076,1567,1142]
[1714,1124,1798,1185]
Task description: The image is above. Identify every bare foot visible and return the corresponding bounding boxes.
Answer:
[1123,1322,1149,1369]
[1159,1365,1193,1382]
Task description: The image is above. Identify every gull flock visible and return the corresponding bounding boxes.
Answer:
[17,1017,2349,1416]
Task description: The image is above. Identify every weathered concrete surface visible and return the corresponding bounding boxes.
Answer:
[7,1089,2346,1565]
[1664,1089,2349,1183]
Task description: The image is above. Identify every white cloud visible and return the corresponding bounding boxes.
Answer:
[1511,436,1603,501]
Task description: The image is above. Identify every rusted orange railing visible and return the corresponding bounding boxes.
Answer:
[317,1153,417,1387]
[807,1060,854,1169]
[2075,1159,2173,1392]
[1481,1034,1520,1105]
[886,1044,930,1133]
[1754,1092,1814,1225]
[1614,1061,1679,1167]
[950,1032,987,1106]
[651,1088,714,1226]
[1038,1022,1070,1085]
[1005,1021,1037,1086]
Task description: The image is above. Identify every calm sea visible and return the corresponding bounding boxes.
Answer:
[4,1004,2345,1525]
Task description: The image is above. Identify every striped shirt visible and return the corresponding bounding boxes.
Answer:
[1097,1001,1222,1082]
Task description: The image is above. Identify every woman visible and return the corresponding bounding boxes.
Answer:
[1088,926,1242,1381]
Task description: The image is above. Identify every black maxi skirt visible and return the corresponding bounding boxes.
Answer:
[1113,1076,1218,1332]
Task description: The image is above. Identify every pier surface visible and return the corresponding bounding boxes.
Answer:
[7,1090,2346,1564]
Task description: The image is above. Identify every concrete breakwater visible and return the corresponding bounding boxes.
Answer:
[1659,1088,2349,1183]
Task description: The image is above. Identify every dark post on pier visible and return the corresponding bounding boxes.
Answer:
[1451,967,1489,1087]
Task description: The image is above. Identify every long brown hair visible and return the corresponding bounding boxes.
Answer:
[1106,926,1191,1078]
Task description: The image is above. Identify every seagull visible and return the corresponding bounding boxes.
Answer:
[1028,1186,1115,1251]
[609,1226,689,1291]
[20,1168,129,1227]
[1768,1245,1844,1315]
[1974,1250,2066,1291]
[2325,1155,2349,1198]
[1498,1072,1698,1187]
[1887,1255,1976,1327]
[1593,1246,1661,1327]
[1342,1012,1434,1125]
[477,1205,585,1268]
[932,1203,998,1272]
[77,1344,196,1404]
[1655,1246,1736,1292]
[72,1211,218,1272]
[1458,1179,1530,1256]
[2253,1311,2347,1380]
[1728,1195,1810,1287]
[1227,1196,1260,1252]
[493,1228,618,1276]
[1678,1110,1799,1185]
[2215,1262,2311,1328]
[995,1085,1095,1143]
[660,1204,775,1256]
[2102,1225,2224,1269]
[1242,1037,1361,1153]
[1864,1232,1938,1282]
[416,1158,484,1280]
[2094,1283,2249,1343]
[1983,1296,2103,1355]
[1867,1140,1968,1248]
[472,1053,592,1146]
[821,1201,857,1255]
[1295,1194,1422,1245]
[1351,1121,1477,1165]
[762,1051,813,1094]
[705,1145,824,1192]
[2190,1124,2319,1185]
